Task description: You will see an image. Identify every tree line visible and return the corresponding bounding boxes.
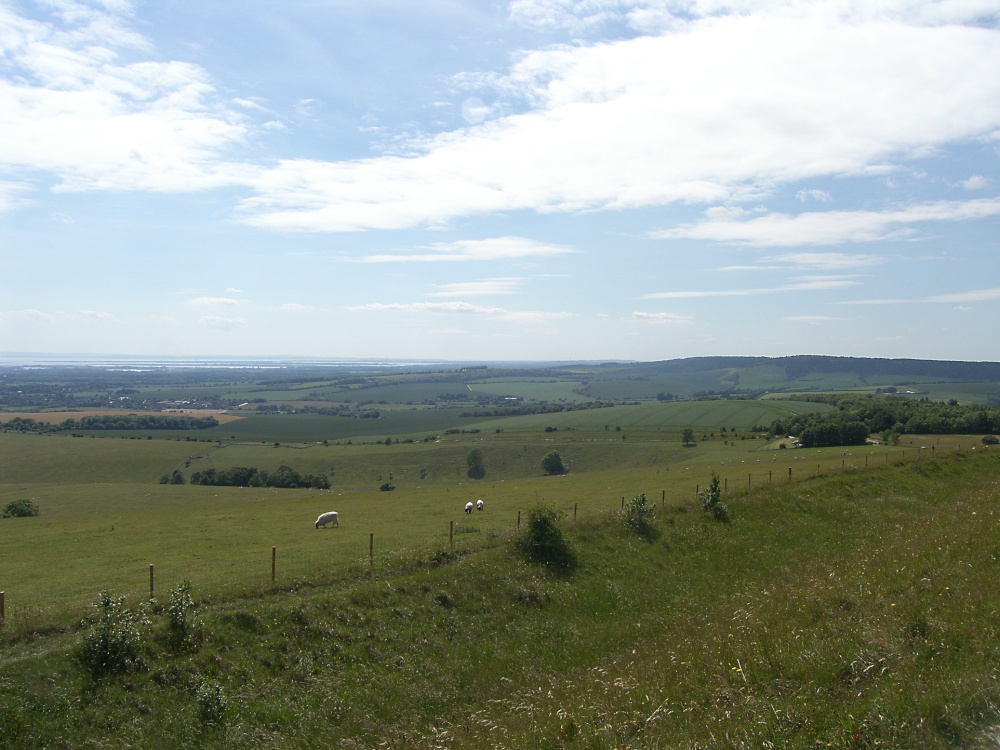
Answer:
[770,394,1000,447]
[2,414,219,433]
[188,465,330,489]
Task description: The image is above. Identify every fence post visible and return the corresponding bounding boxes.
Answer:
[748,473,751,490]
[788,467,792,482]
[1,591,5,626]
[724,478,727,494]
[696,484,699,496]
[149,564,155,600]
[369,533,374,566]
[621,495,625,509]
[769,470,772,484]
[517,510,521,530]
[574,503,578,522]
[271,546,276,585]
[661,489,665,503]
[450,520,454,547]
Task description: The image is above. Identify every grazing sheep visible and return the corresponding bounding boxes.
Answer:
[476,499,484,511]
[315,511,339,528]
[465,502,474,514]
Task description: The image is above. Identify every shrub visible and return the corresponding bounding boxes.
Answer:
[196,680,228,725]
[379,482,395,492]
[515,504,576,572]
[982,435,999,445]
[699,471,729,523]
[620,493,658,539]
[77,593,149,678]
[466,448,486,479]
[2,499,39,518]
[165,581,202,651]
[541,450,566,475]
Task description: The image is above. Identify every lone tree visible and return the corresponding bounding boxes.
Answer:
[541,450,566,475]
[466,448,486,479]
[682,427,696,446]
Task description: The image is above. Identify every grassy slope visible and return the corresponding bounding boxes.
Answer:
[2,447,1000,747]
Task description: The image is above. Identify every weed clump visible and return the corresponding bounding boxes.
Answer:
[514,504,576,572]
[77,593,149,679]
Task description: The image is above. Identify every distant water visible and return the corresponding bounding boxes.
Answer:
[0,353,456,370]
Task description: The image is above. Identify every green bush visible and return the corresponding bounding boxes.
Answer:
[620,493,658,539]
[541,450,566,475]
[77,593,149,679]
[165,581,202,651]
[2,499,39,518]
[196,680,228,725]
[698,471,729,522]
[515,504,576,572]
[982,434,999,445]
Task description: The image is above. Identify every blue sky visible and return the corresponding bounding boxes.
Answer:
[2,0,1000,362]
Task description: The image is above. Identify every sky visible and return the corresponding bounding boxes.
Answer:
[2,0,1000,363]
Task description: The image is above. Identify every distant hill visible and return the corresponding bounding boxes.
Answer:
[595,355,999,379]
[563,356,1000,403]
[579,355,1000,381]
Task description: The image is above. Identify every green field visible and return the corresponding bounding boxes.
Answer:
[3,358,1000,747]
[2,430,999,747]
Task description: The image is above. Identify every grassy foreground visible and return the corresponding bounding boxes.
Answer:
[2,450,1000,747]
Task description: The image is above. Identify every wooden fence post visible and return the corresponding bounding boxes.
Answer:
[574,503,577,522]
[149,564,155,600]
[450,520,454,547]
[517,510,521,530]
[788,467,792,481]
[748,473,751,490]
[271,547,276,585]
[1,591,5,626]
[369,533,374,565]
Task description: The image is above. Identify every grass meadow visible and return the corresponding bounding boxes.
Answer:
[2,410,999,747]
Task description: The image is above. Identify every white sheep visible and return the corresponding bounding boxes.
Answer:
[315,511,339,528]
[476,499,484,511]
[465,502,473,514]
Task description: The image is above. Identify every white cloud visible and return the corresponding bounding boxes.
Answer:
[239,9,1000,231]
[358,237,577,263]
[632,311,694,325]
[426,279,523,297]
[348,300,572,323]
[783,315,849,324]
[0,180,33,212]
[720,252,885,271]
[962,174,988,190]
[796,189,832,202]
[201,315,247,330]
[78,309,118,321]
[644,275,860,299]
[840,286,1000,305]
[188,297,240,306]
[0,3,251,194]
[656,198,1000,246]
[1,308,54,322]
